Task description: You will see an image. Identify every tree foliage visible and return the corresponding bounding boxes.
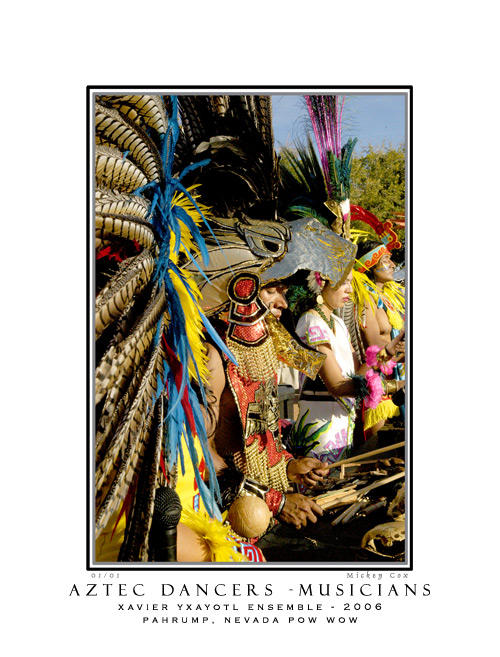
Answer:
[350,145,406,263]
[350,144,405,223]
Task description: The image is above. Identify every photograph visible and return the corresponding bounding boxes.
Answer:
[5,5,496,651]
[91,88,410,569]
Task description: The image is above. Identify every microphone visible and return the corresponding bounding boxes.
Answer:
[151,486,182,562]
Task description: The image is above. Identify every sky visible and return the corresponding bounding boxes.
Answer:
[272,93,407,154]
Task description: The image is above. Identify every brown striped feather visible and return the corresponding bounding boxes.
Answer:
[95,336,168,535]
[95,102,163,184]
[118,399,164,561]
[95,251,155,339]
[97,95,168,136]
[95,325,154,404]
[95,291,167,403]
[95,214,158,255]
[95,145,149,193]
[95,357,149,461]
[95,187,150,221]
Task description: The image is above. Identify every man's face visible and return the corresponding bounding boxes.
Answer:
[373,254,395,283]
[259,283,289,319]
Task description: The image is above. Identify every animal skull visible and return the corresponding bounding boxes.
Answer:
[361,521,405,559]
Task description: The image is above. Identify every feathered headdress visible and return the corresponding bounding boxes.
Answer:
[94,94,235,561]
[176,95,295,315]
[176,95,280,221]
[305,95,358,239]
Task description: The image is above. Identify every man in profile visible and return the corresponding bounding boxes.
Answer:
[187,215,357,536]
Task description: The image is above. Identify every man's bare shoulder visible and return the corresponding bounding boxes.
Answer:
[205,341,223,370]
[204,341,227,398]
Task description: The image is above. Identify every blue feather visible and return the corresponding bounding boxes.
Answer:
[174,180,225,247]
[177,158,211,182]
[199,311,238,366]
[178,245,214,285]
[172,204,210,266]
[169,261,238,366]
[130,94,243,520]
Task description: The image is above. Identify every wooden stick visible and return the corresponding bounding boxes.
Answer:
[331,499,367,526]
[354,471,404,497]
[340,499,372,524]
[332,472,405,506]
[339,459,400,479]
[339,459,391,468]
[314,482,361,500]
[314,486,357,507]
[326,441,405,470]
[319,492,359,510]
[316,471,405,511]
[338,460,381,472]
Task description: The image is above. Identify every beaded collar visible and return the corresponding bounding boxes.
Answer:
[314,304,336,334]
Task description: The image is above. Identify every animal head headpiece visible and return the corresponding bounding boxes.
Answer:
[351,205,401,273]
[261,216,357,289]
[185,215,291,317]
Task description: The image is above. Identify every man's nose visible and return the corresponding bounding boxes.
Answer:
[277,293,288,308]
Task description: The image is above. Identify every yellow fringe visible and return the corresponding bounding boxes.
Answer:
[364,399,400,430]
[351,271,377,318]
[384,281,405,304]
[386,308,404,331]
[180,508,248,562]
[350,228,373,244]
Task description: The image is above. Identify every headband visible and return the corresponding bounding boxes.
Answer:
[350,205,401,273]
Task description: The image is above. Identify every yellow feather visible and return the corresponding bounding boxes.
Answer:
[350,274,405,331]
[166,185,213,383]
[172,184,211,261]
[180,508,248,562]
[170,267,208,382]
[350,228,372,244]
[95,506,126,562]
[383,281,405,313]
[351,270,377,316]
